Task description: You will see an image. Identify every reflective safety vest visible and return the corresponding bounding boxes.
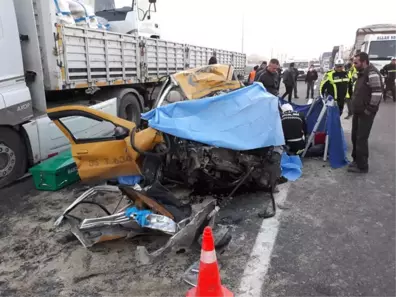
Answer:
[348,66,358,96]
[320,70,350,100]
[248,70,256,83]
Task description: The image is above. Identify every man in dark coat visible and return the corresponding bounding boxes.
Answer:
[281,63,297,102]
[305,65,318,99]
[257,59,280,96]
[348,52,383,173]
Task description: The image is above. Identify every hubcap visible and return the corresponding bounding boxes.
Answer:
[0,144,16,178]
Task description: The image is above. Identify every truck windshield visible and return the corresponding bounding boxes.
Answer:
[368,40,396,60]
[101,1,152,11]
[96,0,156,21]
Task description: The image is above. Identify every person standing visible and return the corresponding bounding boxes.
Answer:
[257,59,280,96]
[380,57,396,102]
[254,61,267,81]
[348,52,383,173]
[293,64,299,98]
[320,59,351,115]
[305,65,318,99]
[248,65,259,84]
[281,62,296,102]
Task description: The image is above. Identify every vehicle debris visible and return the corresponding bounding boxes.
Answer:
[55,183,217,264]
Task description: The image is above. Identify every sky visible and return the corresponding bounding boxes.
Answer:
[116,0,396,60]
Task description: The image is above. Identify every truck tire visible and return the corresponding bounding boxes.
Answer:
[0,127,27,188]
[118,93,142,126]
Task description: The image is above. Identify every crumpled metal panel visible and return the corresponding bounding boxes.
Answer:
[171,64,242,100]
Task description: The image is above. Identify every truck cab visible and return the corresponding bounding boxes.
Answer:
[88,0,160,38]
[0,0,34,185]
[0,0,34,126]
[361,34,396,70]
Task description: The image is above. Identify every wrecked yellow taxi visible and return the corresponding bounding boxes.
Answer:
[49,64,281,263]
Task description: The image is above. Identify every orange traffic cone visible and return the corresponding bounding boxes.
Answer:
[186,226,234,297]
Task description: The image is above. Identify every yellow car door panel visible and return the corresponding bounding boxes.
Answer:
[47,105,141,182]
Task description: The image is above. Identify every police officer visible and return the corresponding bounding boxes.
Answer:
[380,57,396,102]
[320,58,351,115]
[281,103,307,155]
[345,60,358,119]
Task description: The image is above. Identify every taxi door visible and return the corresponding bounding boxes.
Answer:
[47,105,140,182]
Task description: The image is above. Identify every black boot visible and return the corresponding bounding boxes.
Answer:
[348,166,368,173]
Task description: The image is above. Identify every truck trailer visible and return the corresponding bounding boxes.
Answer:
[0,0,246,187]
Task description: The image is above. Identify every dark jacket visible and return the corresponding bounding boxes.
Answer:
[352,64,384,114]
[305,69,318,83]
[293,67,299,81]
[282,68,296,87]
[281,111,307,140]
[380,63,396,84]
[320,70,350,100]
[258,69,279,96]
[254,67,266,81]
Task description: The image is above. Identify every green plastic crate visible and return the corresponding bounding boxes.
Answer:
[29,149,80,191]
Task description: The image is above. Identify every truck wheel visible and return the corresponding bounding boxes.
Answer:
[0,127,27,188]
[118,93,142,125]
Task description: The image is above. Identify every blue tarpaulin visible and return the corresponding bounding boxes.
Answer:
[281,153,303,181]
[326,102,349,168]
[125,207,152,227]
[117,175,142,185]
[142,83,285,150]
[280,98,348,168]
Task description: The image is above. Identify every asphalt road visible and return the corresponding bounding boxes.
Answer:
[279,79,321,103]
[263,81,396,296]
[0,80,394,296]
